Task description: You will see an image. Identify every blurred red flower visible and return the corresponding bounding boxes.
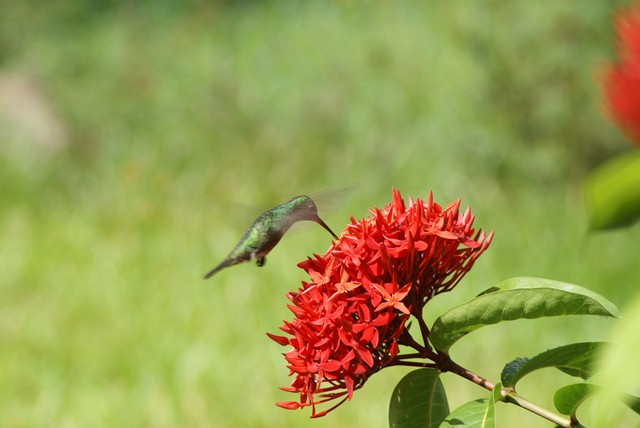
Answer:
[603,3,640,145]
[268,189,493,417]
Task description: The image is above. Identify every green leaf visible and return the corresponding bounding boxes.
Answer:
[439,397,494,428]
[501,342,607,388]
[500,357,529,389]
[554,383,596,416]
[555,382,640,420]
[389,369,449,428]
[584,150,640,230]
[430,277,619,353]
[624,393,640,416]
[492,382,504,403]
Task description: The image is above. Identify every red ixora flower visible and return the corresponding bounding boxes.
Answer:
[268,189,493,417]
[602,3,640,145]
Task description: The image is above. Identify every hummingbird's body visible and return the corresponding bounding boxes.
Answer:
[203,195,338,279]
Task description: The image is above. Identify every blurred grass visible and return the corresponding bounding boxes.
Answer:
[1,1,638,427]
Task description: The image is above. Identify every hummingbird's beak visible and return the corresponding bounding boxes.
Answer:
[315,217,339,240]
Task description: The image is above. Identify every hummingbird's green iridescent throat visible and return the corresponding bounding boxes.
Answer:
[203,195,338,279]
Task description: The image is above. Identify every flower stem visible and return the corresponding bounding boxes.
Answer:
[413,308,433,350]
[398,330,429,355]
[393,353,425,360]
[503,391,571,428]
[387,360,437,369]
[438,356,494,391]
[438,355,571,427]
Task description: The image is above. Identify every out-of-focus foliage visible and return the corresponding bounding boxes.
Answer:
[0,1,637,427]
[585,2,640,231]
[592,294,640,427]
[584,150,640,229]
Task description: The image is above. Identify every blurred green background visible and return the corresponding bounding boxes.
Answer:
[2,1,639,426]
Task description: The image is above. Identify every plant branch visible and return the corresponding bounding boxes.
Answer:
[504,391,571,428]
[415,309,432,350]
[438,354,494,391]
[438,355,571,427]
[397,330,428,354]
[387,359,437,369]
[393,353,425,360]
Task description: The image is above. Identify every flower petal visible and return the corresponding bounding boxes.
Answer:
[267,332,290,346]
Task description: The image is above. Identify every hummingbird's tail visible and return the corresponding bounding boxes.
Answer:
[203,261,229,279]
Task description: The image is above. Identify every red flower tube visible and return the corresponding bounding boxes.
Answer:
[602,3,640,145]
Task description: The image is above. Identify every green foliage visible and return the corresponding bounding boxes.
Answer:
[627,394,640,416]
[389,369,449,428]
[549,381,640,425]
[592,294,640,426]
[501,342,606,388]
[584,150,640,230]
[439,397,494,428]
[491,383,504,404]
[421,280,622,427]
[553,383,596,416]
[429,278,619,353]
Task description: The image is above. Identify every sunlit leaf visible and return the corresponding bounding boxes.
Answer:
[584,150,640,230]
[554,383,596,416]
[492,382,503,403]
[625,393,640,416]
[389,369,449,428]
[555,382,640,421]
[430,278,619,353]
[501,342,607,388]
[439,397,494,428]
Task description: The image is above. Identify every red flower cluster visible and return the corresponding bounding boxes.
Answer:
[268,189,493,417]
[603,3,640,145]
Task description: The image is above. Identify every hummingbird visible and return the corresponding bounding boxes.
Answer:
[203,195,339,279]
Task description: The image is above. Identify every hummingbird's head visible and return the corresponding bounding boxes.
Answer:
[290,195,319,217]
[289,195,338,240]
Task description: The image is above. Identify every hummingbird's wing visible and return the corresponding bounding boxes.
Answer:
[285,187,354,236]
[308,185,357,218]
[269,203,319,232]
[276,203,338,240]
